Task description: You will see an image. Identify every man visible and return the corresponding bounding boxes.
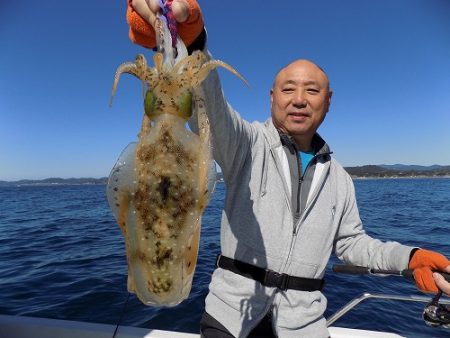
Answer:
[126,1,450,337]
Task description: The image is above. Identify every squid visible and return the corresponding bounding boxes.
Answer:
[107,32,246,306]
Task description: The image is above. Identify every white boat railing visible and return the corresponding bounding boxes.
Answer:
[327,292,450,326]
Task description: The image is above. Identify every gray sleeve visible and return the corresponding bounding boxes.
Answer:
[189,52,254,181]
[333,173,413,271]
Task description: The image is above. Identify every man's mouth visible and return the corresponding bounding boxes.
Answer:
[288,112,309,121]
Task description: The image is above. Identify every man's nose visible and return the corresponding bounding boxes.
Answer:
[292,90,307,107]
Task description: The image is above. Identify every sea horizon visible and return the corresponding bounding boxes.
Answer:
[2,162,450,185]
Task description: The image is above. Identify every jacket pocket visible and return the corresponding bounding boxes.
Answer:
[286,260,319,278]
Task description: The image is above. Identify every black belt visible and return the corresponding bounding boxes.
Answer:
[216,255,324,292]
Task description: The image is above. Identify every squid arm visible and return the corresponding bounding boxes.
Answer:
[192,60,248,88]
[109,54,157,107]
[171,52,207,76]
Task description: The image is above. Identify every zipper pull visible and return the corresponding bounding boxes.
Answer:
[293,218,299,235]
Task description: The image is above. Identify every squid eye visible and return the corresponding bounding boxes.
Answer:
[144,90,157,116]
[178,91,193,119]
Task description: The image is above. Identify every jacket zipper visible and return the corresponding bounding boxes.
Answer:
[295,149,302,216]
[292,152,332,235]
[294,150,310,234]
[283,147,332,274]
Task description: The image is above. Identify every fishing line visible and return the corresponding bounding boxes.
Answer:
[112,292,131,338]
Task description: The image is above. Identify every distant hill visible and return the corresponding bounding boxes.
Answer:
[345,165,450,178]
[0,177,108,187]
[379,164,450,171]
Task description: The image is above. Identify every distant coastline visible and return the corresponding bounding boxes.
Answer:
[345,164,450,179]
[1,164,449,187]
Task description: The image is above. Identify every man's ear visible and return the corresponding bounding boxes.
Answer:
[326,90,333,112]
[270,89,274,109]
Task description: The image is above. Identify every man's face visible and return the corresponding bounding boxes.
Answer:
[270,60,332,149]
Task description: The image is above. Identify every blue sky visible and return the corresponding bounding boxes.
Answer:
[1,1,449,180]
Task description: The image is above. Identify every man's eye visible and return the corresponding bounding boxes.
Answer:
[307,88,319,93]
[282,88,295,93]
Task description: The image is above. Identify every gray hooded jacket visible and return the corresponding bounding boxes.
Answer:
[197,66,413,338]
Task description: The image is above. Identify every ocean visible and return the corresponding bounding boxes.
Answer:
[0,178,449,337]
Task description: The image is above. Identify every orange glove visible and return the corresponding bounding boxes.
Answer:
[126,0,204,49]
[409,249,450,293]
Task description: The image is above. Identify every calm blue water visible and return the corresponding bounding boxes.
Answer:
[0,178,449,337]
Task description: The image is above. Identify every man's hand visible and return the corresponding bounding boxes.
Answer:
[433,266,450,296]
[127,0,203,49]
[409,249,450,293]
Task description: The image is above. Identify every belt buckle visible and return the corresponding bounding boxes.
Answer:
[266,271,289,291]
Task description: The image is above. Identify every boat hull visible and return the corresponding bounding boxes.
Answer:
[0,315,406,338]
